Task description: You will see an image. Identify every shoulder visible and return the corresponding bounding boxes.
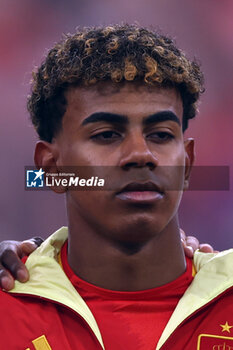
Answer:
[194,248,233,273]
[190,249,233,302]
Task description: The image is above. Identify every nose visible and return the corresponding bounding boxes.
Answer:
[119,132,158,170]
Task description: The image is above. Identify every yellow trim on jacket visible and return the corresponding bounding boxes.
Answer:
[8,227,233,350]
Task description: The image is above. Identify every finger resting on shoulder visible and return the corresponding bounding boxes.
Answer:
[0,264,15,290]
[20,241,39,256]
[199,243,214,253]
[20,237,43,256]
[31,237,44,247]
[1,250,29,282]
[183,245,194,258]
[186,236,200,251]
[0,241,19,256]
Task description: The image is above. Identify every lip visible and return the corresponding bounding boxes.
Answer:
[115,182,164,203]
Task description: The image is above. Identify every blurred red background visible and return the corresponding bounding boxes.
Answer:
[0,0,232,249]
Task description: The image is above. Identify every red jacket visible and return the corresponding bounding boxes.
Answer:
[1,227,233,350]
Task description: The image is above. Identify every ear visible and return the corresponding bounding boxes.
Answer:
[34,141,67,194]
[183,138,195,191]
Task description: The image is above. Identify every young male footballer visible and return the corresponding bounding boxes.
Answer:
[0,24,232,350]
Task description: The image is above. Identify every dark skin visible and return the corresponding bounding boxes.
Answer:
[34,81,195,291]
[0,234,215,290]
[0,85,216,292]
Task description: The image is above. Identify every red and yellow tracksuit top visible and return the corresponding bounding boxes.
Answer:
[0,227,233,350]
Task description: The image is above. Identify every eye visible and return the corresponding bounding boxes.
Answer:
[147,131,174,143]
[91,130,122,143]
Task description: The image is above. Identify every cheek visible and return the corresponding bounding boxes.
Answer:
[159,148,186,192]
[158,143,185,167]
[68,190,108,217]
[167,190,183,211]
[171,150,186,167]
[157,163,185,192]
[60,142,110,167]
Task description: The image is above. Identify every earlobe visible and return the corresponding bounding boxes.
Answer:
[34,141,67,194]
[183,138,195,191]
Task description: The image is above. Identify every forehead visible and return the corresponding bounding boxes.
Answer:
[64,82,183,124]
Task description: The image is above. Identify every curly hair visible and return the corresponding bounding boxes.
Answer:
[27,24,204,142]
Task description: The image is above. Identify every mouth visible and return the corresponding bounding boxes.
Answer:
[115,182,164,203]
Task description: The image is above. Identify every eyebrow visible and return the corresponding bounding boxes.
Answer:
[143,111,181,126]
[81,111,181,126]
[81,112,128,126]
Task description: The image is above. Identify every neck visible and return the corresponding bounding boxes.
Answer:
[67,211,186,292]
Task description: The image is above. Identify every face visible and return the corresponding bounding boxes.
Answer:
[37,82,194,244]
